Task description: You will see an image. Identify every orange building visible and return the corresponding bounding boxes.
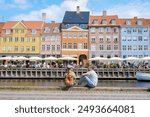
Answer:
[62,6,90,64]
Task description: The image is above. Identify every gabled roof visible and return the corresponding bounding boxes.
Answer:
[22,21,44,29]
[90,15,120,26]
[2,21,18,29]
[0,22,5,32]
[63,11,89,24]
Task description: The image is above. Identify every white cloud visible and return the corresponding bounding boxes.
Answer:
[14,0,27,5]
[11,0,89,22]
[93,1,150,18]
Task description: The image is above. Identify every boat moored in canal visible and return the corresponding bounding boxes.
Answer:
[136,72,150,81]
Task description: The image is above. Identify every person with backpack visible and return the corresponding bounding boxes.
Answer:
[64,65,76,88]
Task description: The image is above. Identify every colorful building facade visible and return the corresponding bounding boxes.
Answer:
[89,13,120,58]
[0,21,43,57]
[120,17,150,58]
[41,21,61,58]
[62,6,89,64]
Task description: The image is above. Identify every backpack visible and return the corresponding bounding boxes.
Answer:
[64,72,74,86]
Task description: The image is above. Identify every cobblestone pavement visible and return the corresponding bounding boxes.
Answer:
[0,91,150,100]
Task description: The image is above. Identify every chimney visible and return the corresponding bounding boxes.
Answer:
[134,16,138,19]
[42,13,46,21]
[102,10,107,16]
[76,6,80,13]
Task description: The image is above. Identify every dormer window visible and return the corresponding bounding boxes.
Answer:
[92,19,98,24]
[44,27,50,33]
[6,29,11,34]
[110,20,116,25]
[53,27,59,33]
[101,20,107,25]
[137,20,142,25]
[126,20,131,25]
[32,29,37,34]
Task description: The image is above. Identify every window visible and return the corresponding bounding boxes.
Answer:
[106,36,111,43]
[53,27,59,33]
[21,37,24,42]
[26,46,30,51]
[99,45,104,50]
[91,44,96,51]
[14,46,18,52]
[74,32,77,38]
[21,29,24,33]
[47,45,50,51]
[144,45,148,50]
[113,27,118,33]
[32,46,35,52]
[32,29,37,34]
[79,32,82,38]
[144,36,148,41]
[46,36,50,41]
[133,36,137,41]
[44,27,50,33]
[99,36,103,42]
[126,20,131,25]
[52,45,55,50]
[42,37,45,41]
[107,45,111,50]
[84,43,88,49]
[84,32,88,38]
[6,29,11,34]
[63,32,67,38]
[122,36,126,41]
[133,45,137,51]
[9,37,12,42]
[20,46,24,52]
[138,28,142,34]
[133,28,137,32]
[138,45,142,50]
[51,36,55,41]
[2,46,6,51]
[91,27,96,33]
[78,43,82,49]
[92,19,98,24]
[127,29,131,34]
[138,36,142,41]
[68,43,72,49]
[122,45,126,50]
[114,37,118,43]
[106,27,111,32]
[114,45,118,50]
[3,37,7,42]
[42,45,45,51]
[143,28,148,32]
[74,43,77,49]
[63,43,66,49]
[127,36,131,41]
[15,29,18,33]
[91,36,96,42]
[110,20,116,25]
[137,20,142,25]
[56,36,60,41]
[15,37,18,42]
[99,27,104,32]
[128,45,132,50]
[27,37,30,42]
[57,45,60,50]
[101,20,107,25]
[32,37,35,42]
[68,32,72,38]
[8,46,12,51]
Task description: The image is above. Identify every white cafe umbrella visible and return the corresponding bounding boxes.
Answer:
[141,57,150,61]
[11,56,28,61]
[0,56,12,60]
[109,57,123,61]
[58,56,77,61]
[43,56,58,61]
[29,57,42,61]
[125,57,139,61]
[89,57,108,61]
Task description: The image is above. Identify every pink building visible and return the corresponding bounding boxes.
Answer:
[41,21,61,58]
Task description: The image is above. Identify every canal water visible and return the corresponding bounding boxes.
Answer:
[0,79,150,88]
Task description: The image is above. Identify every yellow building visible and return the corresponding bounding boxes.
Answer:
[0,21,44,57]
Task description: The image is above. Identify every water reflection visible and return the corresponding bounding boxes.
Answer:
[0,79,150,88]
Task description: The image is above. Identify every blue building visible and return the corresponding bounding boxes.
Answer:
[120,17,150,58]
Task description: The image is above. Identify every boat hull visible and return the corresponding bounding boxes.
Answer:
[136,72,150,81]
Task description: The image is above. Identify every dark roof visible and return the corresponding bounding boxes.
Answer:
[62,11,89,24]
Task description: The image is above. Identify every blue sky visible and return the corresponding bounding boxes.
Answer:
[0,0,149,22]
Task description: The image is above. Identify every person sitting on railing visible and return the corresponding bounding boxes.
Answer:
[78,65,98,88]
